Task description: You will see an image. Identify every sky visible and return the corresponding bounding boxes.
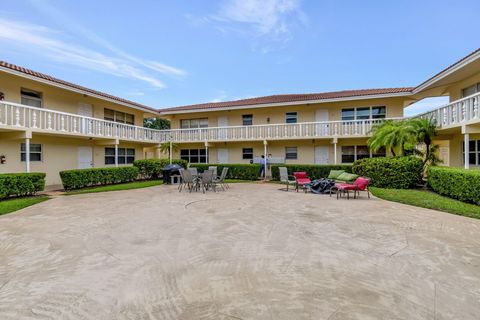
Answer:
[0,0,478,114]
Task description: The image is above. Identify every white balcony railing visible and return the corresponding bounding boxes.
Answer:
[416,92,480,128]
[166,118,400,142]
[0,101,168,143]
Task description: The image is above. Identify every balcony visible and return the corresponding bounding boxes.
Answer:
[0,101,167,143]
[416,92,480,128]
[166,118,401,143]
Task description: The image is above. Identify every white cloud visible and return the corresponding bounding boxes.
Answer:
[217,0,303,37]
[190,0,306,43]
[0,17,185,89]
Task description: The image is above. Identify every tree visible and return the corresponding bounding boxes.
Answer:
[144,118,170,130]
[159,141,178,159]
[368,120,414,156]
[404,117,441,171]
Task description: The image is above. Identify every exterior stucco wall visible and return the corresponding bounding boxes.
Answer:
[168,97,407,129]
[0,134,145,185]
[0,72,147,126]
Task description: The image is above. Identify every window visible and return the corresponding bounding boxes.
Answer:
[463,140,480,165]
[462,82,480,98]
[242,148,253,160]
[180,118,208,129]
[104,108,135,125]
[104,148,135,165]
[341,145,382,163]
[372,147,387,158]
[180,149,208,163]
[285,147,298,160]
[20,143,42,161]
[285,112,298,124]
[341,106,386,121]
[21,89,42,108]
[341,146,355,163]
[242,114,253,126]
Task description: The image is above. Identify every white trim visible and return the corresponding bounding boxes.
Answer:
[0,66,159,115]
[159,92,412,115]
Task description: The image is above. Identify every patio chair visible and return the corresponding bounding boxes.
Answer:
[179,169,195,193]
[352,177,371,199]
[214,167,229,191]
[293,172,311,193]
[208,166,218,179]
[200,169,215,193]
[331,177,371,200]
[279,167,296,191]
[188,167,198,176]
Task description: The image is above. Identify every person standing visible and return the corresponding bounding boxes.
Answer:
[259,155,267,179]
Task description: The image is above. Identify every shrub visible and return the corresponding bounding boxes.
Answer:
[428,166,480,205]
[60,167,139,190]
[352,156,423,189]
[0,172,46,199]
[133,159,188,179]
[271,164,352,181]
[190,164,260,180]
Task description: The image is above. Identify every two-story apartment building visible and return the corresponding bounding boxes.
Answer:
[0,62,165,185]
[159,48,480,172]
[1,48,480,186]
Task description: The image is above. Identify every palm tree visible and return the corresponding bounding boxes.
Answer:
[368,120,414,156]
[159,142,178,159]
[406,118,441,166]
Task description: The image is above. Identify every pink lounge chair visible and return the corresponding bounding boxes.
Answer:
[333,177,370,199]
[293,172,311,192]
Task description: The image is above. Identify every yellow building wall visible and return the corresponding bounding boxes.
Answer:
[168,97,407,129]
[0,134,145,185]
[0,72,147,126]
[446,73,480,101]
[174,137,371,166]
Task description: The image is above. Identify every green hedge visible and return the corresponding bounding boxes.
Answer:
[190,164,260,180]
[0,172,46,199]
[133,159,188,179]
[270,164,352,181]
[60,167,139,190]
[428,166,480,205]
[352,156,423,189]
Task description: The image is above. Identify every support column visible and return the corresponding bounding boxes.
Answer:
[25,137,30,173]
[114,142,119,167]
[169,140,173,164]
[332,137,338,165]
[205,144,209,164]
[464,133,470,169]
[263,140,268,180]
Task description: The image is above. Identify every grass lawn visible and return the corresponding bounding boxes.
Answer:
[370,187,480,219]
[66,180,163,195]
[0,196,50,216]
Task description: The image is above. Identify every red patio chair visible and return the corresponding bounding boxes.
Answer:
[352,177,370,199]
[333,176,370,199]
[293,172,311,192]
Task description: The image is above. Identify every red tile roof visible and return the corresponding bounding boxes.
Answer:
[0,61,158,113]
[160,87,414,113]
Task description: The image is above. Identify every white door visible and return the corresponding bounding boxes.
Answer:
[217,148,229,164]
[315,109,329,136]
[314,146,329,164]
[78,146,93,169]
[218,116,228,140]
[78,103,93,133]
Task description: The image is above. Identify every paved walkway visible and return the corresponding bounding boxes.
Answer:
[0,184,479,319]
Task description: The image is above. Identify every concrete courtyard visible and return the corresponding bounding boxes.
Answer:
[0,183,479,319]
